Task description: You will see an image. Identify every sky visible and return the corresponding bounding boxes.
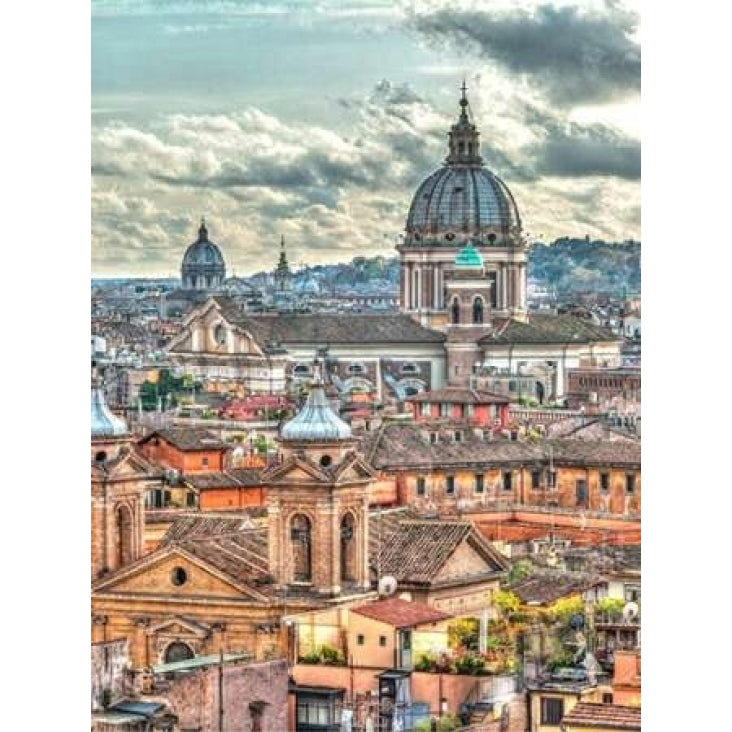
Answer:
[91,0,641,277]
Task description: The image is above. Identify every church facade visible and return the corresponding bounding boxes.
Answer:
[166,86,621,402]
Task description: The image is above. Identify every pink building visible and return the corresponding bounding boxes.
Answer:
[405,387,511,429]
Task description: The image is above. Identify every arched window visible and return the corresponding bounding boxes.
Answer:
[451,298,460,324]
[473,297,484,324]
[214,324,226,345]
[164,642,194,664]
[340,513,356,583]
[290,514,312,582]
[116,505,133,567]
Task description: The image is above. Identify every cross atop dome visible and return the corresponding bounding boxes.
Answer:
[458,79,469,122]
[198,216,208,240]
[447,81,482,165]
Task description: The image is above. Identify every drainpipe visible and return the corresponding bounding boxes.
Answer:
[218,649,225,732]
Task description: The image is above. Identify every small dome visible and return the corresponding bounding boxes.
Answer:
[91,388,128,437]
[455,241,484,268]
[181,219,227,290]
[281,382,352,441]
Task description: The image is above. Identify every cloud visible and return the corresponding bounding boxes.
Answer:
[517,101,640,179]
[409,2,640,107]
[92,78,640,275]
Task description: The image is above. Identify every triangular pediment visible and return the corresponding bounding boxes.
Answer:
[264,456,330,483]
[332,455,377,483]
[148,616,212,638]
[92,545,267,603]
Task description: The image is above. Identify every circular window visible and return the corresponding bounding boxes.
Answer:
[95,451,108,463]
[171,567,188,586]
[320,455,332,468]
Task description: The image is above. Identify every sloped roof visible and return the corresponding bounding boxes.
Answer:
[505,572,601,606]
[162,513,257,542]
[479,315,619,345]
[560,703,641,730]
[406,388,509,405]
[211,296,445,344]
[374,519,508,585]
[140,428,227,452]
[183,469,263,489]
[351,597,451,628]
[364,423,640,470]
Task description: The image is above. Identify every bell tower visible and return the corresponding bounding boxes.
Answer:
[91,373,159,579]
[264,369,374,596]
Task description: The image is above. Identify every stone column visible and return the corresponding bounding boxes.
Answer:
[433,266,440,309]
[361,498,370,589]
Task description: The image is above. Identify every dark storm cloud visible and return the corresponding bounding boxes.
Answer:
[409,2,640,106]
[516,102,640,180]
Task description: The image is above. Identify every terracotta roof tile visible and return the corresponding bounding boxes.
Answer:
[212,296,445,344]
[505,572,601,605]
[140,428,227,452]
[351,598,451,627]
[406,388,509,405]
[561,703,641,730]
[479,315,619,345]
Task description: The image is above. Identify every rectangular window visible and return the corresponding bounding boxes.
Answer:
[540,697,564,725]
[421,402,431,417]
[531,470,541,490]
[454,431,462,443]
[466,403,475,417]
[603,693,614,704]
[600,472,610,493]
[576,479,588,506]
[626,473,636,494]
[357,634,365,646]
[441,403,450,417]
[416,477,426,497]
[201,456,209,467]
[548,470,557,491]
[379,636,387,647]
[297,701,333,726]
[502,471,513,492]
[429,432,438,444]
[445,476,455,495]
[475,474,484,493]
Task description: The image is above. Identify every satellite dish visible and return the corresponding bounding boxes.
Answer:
[378,576,398,597]
[622,602,639,622]
[569,613,585,630]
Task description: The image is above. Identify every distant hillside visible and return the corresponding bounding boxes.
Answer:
[270,239,640,296]
[528,238,640,295]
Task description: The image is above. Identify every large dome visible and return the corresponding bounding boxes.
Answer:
[181,219,227,290]
[404,85,521,246]
[406,166,521,240]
